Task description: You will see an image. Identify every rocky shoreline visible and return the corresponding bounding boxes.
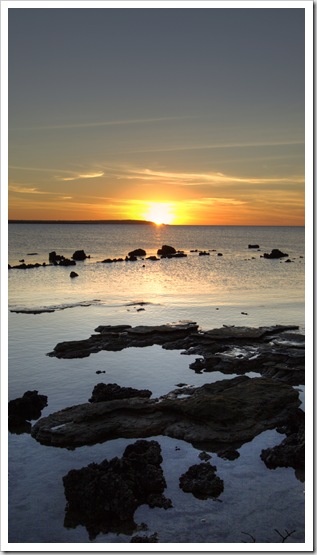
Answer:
[9,321,305,541]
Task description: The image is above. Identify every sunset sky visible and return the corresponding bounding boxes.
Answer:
[8,4,306,225]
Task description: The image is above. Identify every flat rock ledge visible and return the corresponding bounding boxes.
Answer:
[47,322,304,385]
[31,375,301,452]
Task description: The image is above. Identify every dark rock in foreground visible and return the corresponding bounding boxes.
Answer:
[63,440,171,540]
[89,383,152,403]
[9,390,47,430]
[31,376,300,453]
[263,249,289,259]
[179,462,224,499]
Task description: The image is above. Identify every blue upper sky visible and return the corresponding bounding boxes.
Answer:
[8,6,305,224]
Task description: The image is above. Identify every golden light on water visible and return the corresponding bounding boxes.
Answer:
[143,202,176,225]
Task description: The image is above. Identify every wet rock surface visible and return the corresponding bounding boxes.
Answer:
[31,375,301,453]
[89,383,152,403]
[47,322,304,386]
[261,409,304,471]
[62,440,171,540]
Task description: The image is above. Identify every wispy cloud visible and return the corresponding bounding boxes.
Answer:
[122,167,304,186]
[56,172,104,182]
[11,116,192,131]
[127,139,304,154]
[9,184,52,195]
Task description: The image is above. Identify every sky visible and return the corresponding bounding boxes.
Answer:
[8,4,306,225]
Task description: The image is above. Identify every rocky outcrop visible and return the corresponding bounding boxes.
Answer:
[261,409,304,471]
[128,248,146,257]
[9,390,47,431]
[89,383,152,403]
[62,440,171,540]
[31,376,300,451]
[263,249,289,259]
[157,245,176,256]
[179,463,224,499]
[46,323,304,386]
[72,250,88,261]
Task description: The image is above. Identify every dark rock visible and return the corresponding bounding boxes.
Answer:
[70,271,78,278]
[125,255,137,261]
[157,245,176,256]
[8,264,11,269]
[31,376,300,450]
[263,249,289,259]
[89,383,152,403]
[261,409,304,471]
[27,252,38,255]
[95,370,106,374]
[179,463,224,499]
[248,244,259,249]
[128,249,146,257]
[59,258,76,266]
[217,253,223,256]
[285,259,293,263]
[49,251,64,263]
[217,449,240,460]
[19,259,25,263]
[199,251,210,256]
[146,256,159,261]
[131,533,159,543]
[62,440,171,540]
[9,390,47,430]
[72,250,88,261]
[189,358,205,371]
[198,451,211,461]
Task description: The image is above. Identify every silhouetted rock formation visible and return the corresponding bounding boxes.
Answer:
[72,250,88,261]
[62,440,171,540]
[263,249,289,259]
[9,390,47,431]
[128,249,146,257]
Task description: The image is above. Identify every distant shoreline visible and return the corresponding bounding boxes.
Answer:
[8,219,156,225]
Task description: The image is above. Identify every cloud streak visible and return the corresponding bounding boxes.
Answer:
[11,116,192,131]
[56,172,104,182]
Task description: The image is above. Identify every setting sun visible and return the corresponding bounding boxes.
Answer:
[143,202,175,225]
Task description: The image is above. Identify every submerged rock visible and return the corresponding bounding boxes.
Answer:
[63,440,171,540]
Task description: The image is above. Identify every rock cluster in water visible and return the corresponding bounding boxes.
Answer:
[9,390,48,433]
[62,439,171,540]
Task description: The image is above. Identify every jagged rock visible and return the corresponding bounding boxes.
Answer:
[49,251,64,263]
[179,463,224,499]
[261,409,304,470]
[263,249,289,259]
[89,383,152,403]
[31,376,300,450]
[9,390,47,430]
[128,248,146,257]
[72,250,88,261]
[62,440,171,540]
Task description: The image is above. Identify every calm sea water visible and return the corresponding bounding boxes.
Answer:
[7,224,305,545]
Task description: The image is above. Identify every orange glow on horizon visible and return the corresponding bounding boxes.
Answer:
[142,202,176,225]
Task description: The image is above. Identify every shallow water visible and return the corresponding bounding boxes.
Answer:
[7,225,305,545]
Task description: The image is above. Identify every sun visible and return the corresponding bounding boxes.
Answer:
[143,202,175,225]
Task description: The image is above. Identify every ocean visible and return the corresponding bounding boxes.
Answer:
[7,224,306,545]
